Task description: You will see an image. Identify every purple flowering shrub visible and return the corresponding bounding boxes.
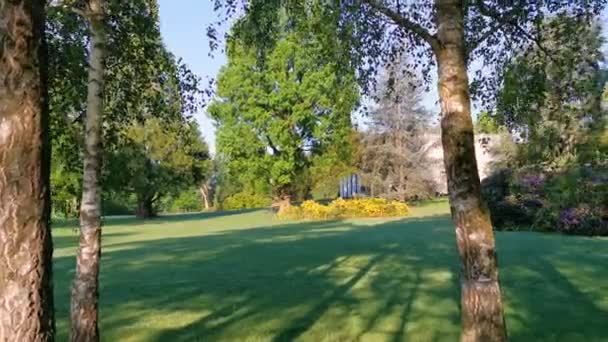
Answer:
[556,206,606,236]
[519,173,545,193]
[483,166,607,236]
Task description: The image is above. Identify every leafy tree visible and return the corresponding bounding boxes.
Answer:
[162,188,203,213]
[497,15,606,167]
[108,118,210,218]
[209,26,359,203]
[47,0,204,217]
[212,1,607,339]
[359,55,438,201]
[0,1,55,340]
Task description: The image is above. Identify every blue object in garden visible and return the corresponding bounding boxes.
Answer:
[340,174,362,199]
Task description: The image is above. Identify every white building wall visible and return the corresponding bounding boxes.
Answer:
[425,134,499,194]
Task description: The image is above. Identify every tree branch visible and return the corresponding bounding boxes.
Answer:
[466,22,502,55]
[150,192,162,203]
[475,0,554,59]
[363,0,439,51]
[265,135,281,155]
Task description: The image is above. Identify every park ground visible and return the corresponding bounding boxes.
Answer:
[52,201,608,341]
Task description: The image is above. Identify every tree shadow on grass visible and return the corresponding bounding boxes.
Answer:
[498,232,608,341]
[52,214,608,341]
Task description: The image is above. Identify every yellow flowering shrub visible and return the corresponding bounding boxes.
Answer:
[276,204,302,220]
[300,200,331,220]
[278,198,409,220]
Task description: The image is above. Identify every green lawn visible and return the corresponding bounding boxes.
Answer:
[52,201,608,341]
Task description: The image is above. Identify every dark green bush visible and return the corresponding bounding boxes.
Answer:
[482,169,538,230]
[102,199,134,216]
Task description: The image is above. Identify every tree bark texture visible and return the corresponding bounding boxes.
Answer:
[434,1,507,341]
[0,0,55,340]
[70,1,105,341]
[136,197,155,219]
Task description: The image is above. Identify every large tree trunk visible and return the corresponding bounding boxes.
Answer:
[0,1,55,340]
[434,1,507,341]
[136,197,155,219]
[70,1,106,341]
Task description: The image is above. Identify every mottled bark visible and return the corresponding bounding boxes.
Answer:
[434,1,507,341]
[70,1,105,341]
[0,1,55,340]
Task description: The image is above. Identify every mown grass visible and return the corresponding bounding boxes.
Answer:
[52,201,608,341]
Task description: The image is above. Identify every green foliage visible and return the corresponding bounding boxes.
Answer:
[47,0,207,218]
[576,125,608,165]
[101,200,135,217]
[475,112,501,134]
[165,189,202,213]
[50,161,82,218]
[277,198,409,220]
[309,160,350,200]
[496,15,606,167]
[107,118,210,214]
[221,192,272,210]
[209,17,358,199]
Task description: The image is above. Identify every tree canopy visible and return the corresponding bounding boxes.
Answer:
[209,20,359,201]
[496,15,606,166]
[47,0,210,217]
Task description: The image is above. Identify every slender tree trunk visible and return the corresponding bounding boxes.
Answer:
[70,1,106,341]
[0,1,55,340]
[275,193,291,212]
[199,183,212,210]
[434,1,507,341]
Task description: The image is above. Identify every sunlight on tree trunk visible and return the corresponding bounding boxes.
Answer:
[71,1,106,341]
[0,1,55,340]
[434,1,507,340]
[200,184,213,210]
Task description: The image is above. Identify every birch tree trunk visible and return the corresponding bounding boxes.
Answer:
[70,1,106,341]
[434,1,507,341]
[200,183,213,210]
[0,1,55,340]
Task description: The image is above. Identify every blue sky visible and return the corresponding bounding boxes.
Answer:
[158,0,225,153]
[158,2,607,154]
